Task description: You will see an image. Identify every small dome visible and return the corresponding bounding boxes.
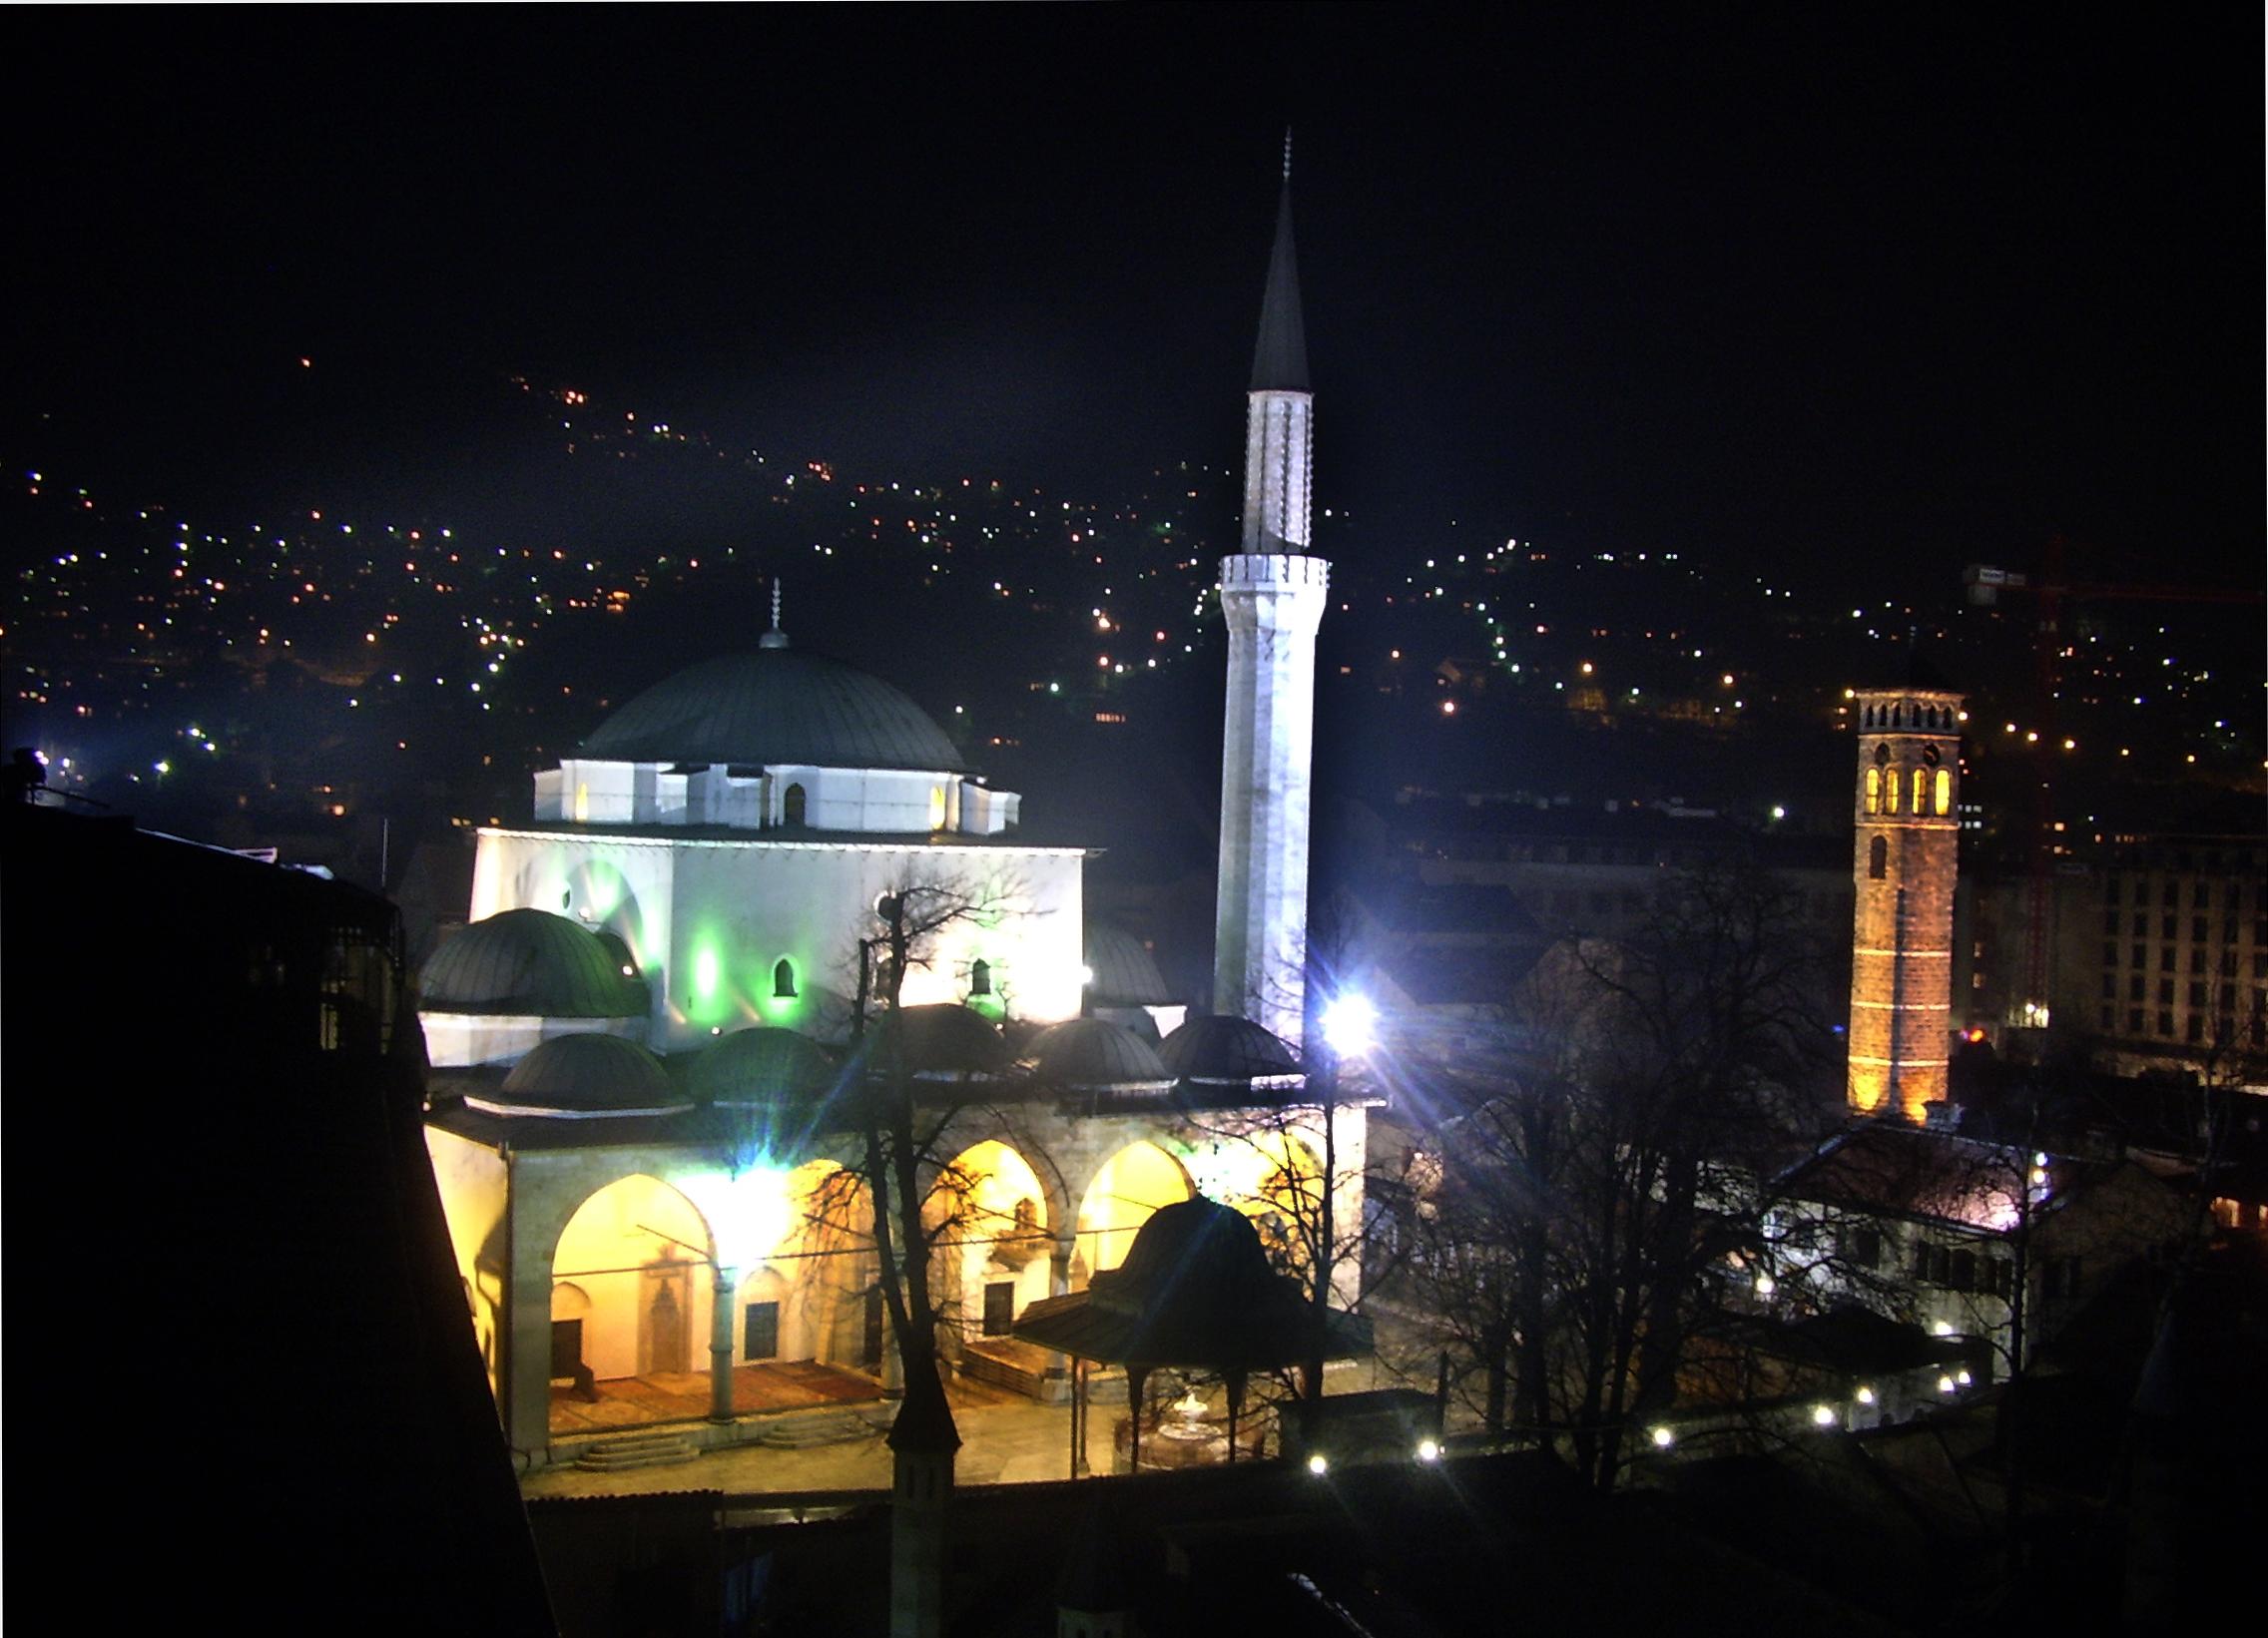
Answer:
[475,1033,690,1118]
[858,1003,1011,1078]
[1083,921,1173,1007]
[419,908,646,1017]
[1016,1018,1172,1091]
[695,1027,837,1106]
[1157,1015,1302,1083]
[580,646,966,774]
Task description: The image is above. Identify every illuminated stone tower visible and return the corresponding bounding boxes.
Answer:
[1847,685,1965,1121]
[1213,138,1330,1050]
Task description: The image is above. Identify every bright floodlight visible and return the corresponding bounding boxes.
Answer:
[1650,1425,1675,1449]
[1321,992,1378,1056]
[1416,1438,1441,1463]
[1811,1404,1838,1428]
[1307,1452,1330,1476]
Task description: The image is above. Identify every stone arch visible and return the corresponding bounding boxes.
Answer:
[1870,834,1890,880]
[784,783,807,826]
[926,1138,1058,1352]
[551,1173,715,1383]
[1073,1140,1196,1285]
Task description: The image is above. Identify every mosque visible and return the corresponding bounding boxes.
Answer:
[421,160,1362,1469]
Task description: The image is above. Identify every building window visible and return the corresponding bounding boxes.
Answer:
[2157,1009,2174,1035]
[774,958,799,999]
[2128,974,2144,1002]
[2157,978,2174,1004]
[2189,981,2207,1007]
[2186,1013,2205,1043]
[1840,1227,1882,1269]
[1911,770,1928,814]
[1885,772,1901,815]
[2098,1004,2114,1031]
[968,958,992,997]
[1933,769,1952,816]
[2162,881,2178,907]
[783,783,807,825]
[1869,836,1888,879]
[2193,916,2209,943]
[1865,767,1882,814]
[2128,1007,2144,1033]
[2100,974,2116,1000]
[927,785,946,830]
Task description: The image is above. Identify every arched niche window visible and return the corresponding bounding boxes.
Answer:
[1885,767,1901,814]
[773,958,798,999]
[1934,769,1953,816]
[968,958,992,998]
[927,785,947,830]
[1874,743,1891,767]
[783,783,807,826]
[1864,767,1882,815]
[1869,835,1889,880]
[1912,769,1929,813]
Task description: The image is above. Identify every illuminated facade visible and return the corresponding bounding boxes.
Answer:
[1847,687,1964,1120]
[420,161,1370,1471]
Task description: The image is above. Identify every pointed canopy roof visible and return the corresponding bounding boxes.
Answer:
[1012,1195,1370,1370]
[1249,169,1310,394]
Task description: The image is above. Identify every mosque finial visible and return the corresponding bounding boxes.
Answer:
[1283,127,1293,184]
[760,578,789,649]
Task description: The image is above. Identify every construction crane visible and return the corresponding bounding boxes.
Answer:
[1963,540,2264,1032]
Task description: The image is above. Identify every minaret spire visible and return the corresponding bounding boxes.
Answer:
[1214,143,1328,1048]
[1250,138,1310,395]
[761,577,789,649]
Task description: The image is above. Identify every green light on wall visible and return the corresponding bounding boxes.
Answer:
[693,946,722,1002]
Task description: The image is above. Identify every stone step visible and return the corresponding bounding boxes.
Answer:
[753,1409,877,1449]
[575,1431,702,1471]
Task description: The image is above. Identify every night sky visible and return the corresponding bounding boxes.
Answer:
[12,6,2262,596]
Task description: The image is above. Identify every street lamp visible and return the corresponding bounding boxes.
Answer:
[1320,990,1378,1057]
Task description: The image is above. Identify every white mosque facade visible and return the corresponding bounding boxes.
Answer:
[420,168,1358,1471]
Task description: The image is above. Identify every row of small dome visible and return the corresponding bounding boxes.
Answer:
[459,1009,1302,1119]
[418,907,1175,1017]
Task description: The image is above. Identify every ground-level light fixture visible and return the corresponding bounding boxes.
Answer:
[1811,1404,1838,1428]
[1938,1375,1957,1394]
[1306,1453,1330,1476]
[1416,1439,1441,1463]
[1855,1385,1877,1406]
[1650,1426,1675,1449]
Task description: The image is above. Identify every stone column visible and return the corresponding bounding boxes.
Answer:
[504,1185,557,1465]
[709,1264,738,1424]
[1041,1242,1074,1398]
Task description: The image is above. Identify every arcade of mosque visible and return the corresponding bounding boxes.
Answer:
[422,164,1353,1468]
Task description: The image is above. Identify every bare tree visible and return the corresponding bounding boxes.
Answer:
[1391,858,1841,1488]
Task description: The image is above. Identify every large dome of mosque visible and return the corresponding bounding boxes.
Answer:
[579,646,967,773]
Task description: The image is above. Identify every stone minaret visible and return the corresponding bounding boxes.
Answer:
[1847,686,1965,1121]
[1214,137,1331,1050]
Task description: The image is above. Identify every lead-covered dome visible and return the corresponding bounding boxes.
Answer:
[695,1026,838,1107]
[471,1033,690,1118]
[580,647,966,773]
[1015,1018,1173,1092]
[1157,1015,1303,1084]
[419,908,648,1017]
